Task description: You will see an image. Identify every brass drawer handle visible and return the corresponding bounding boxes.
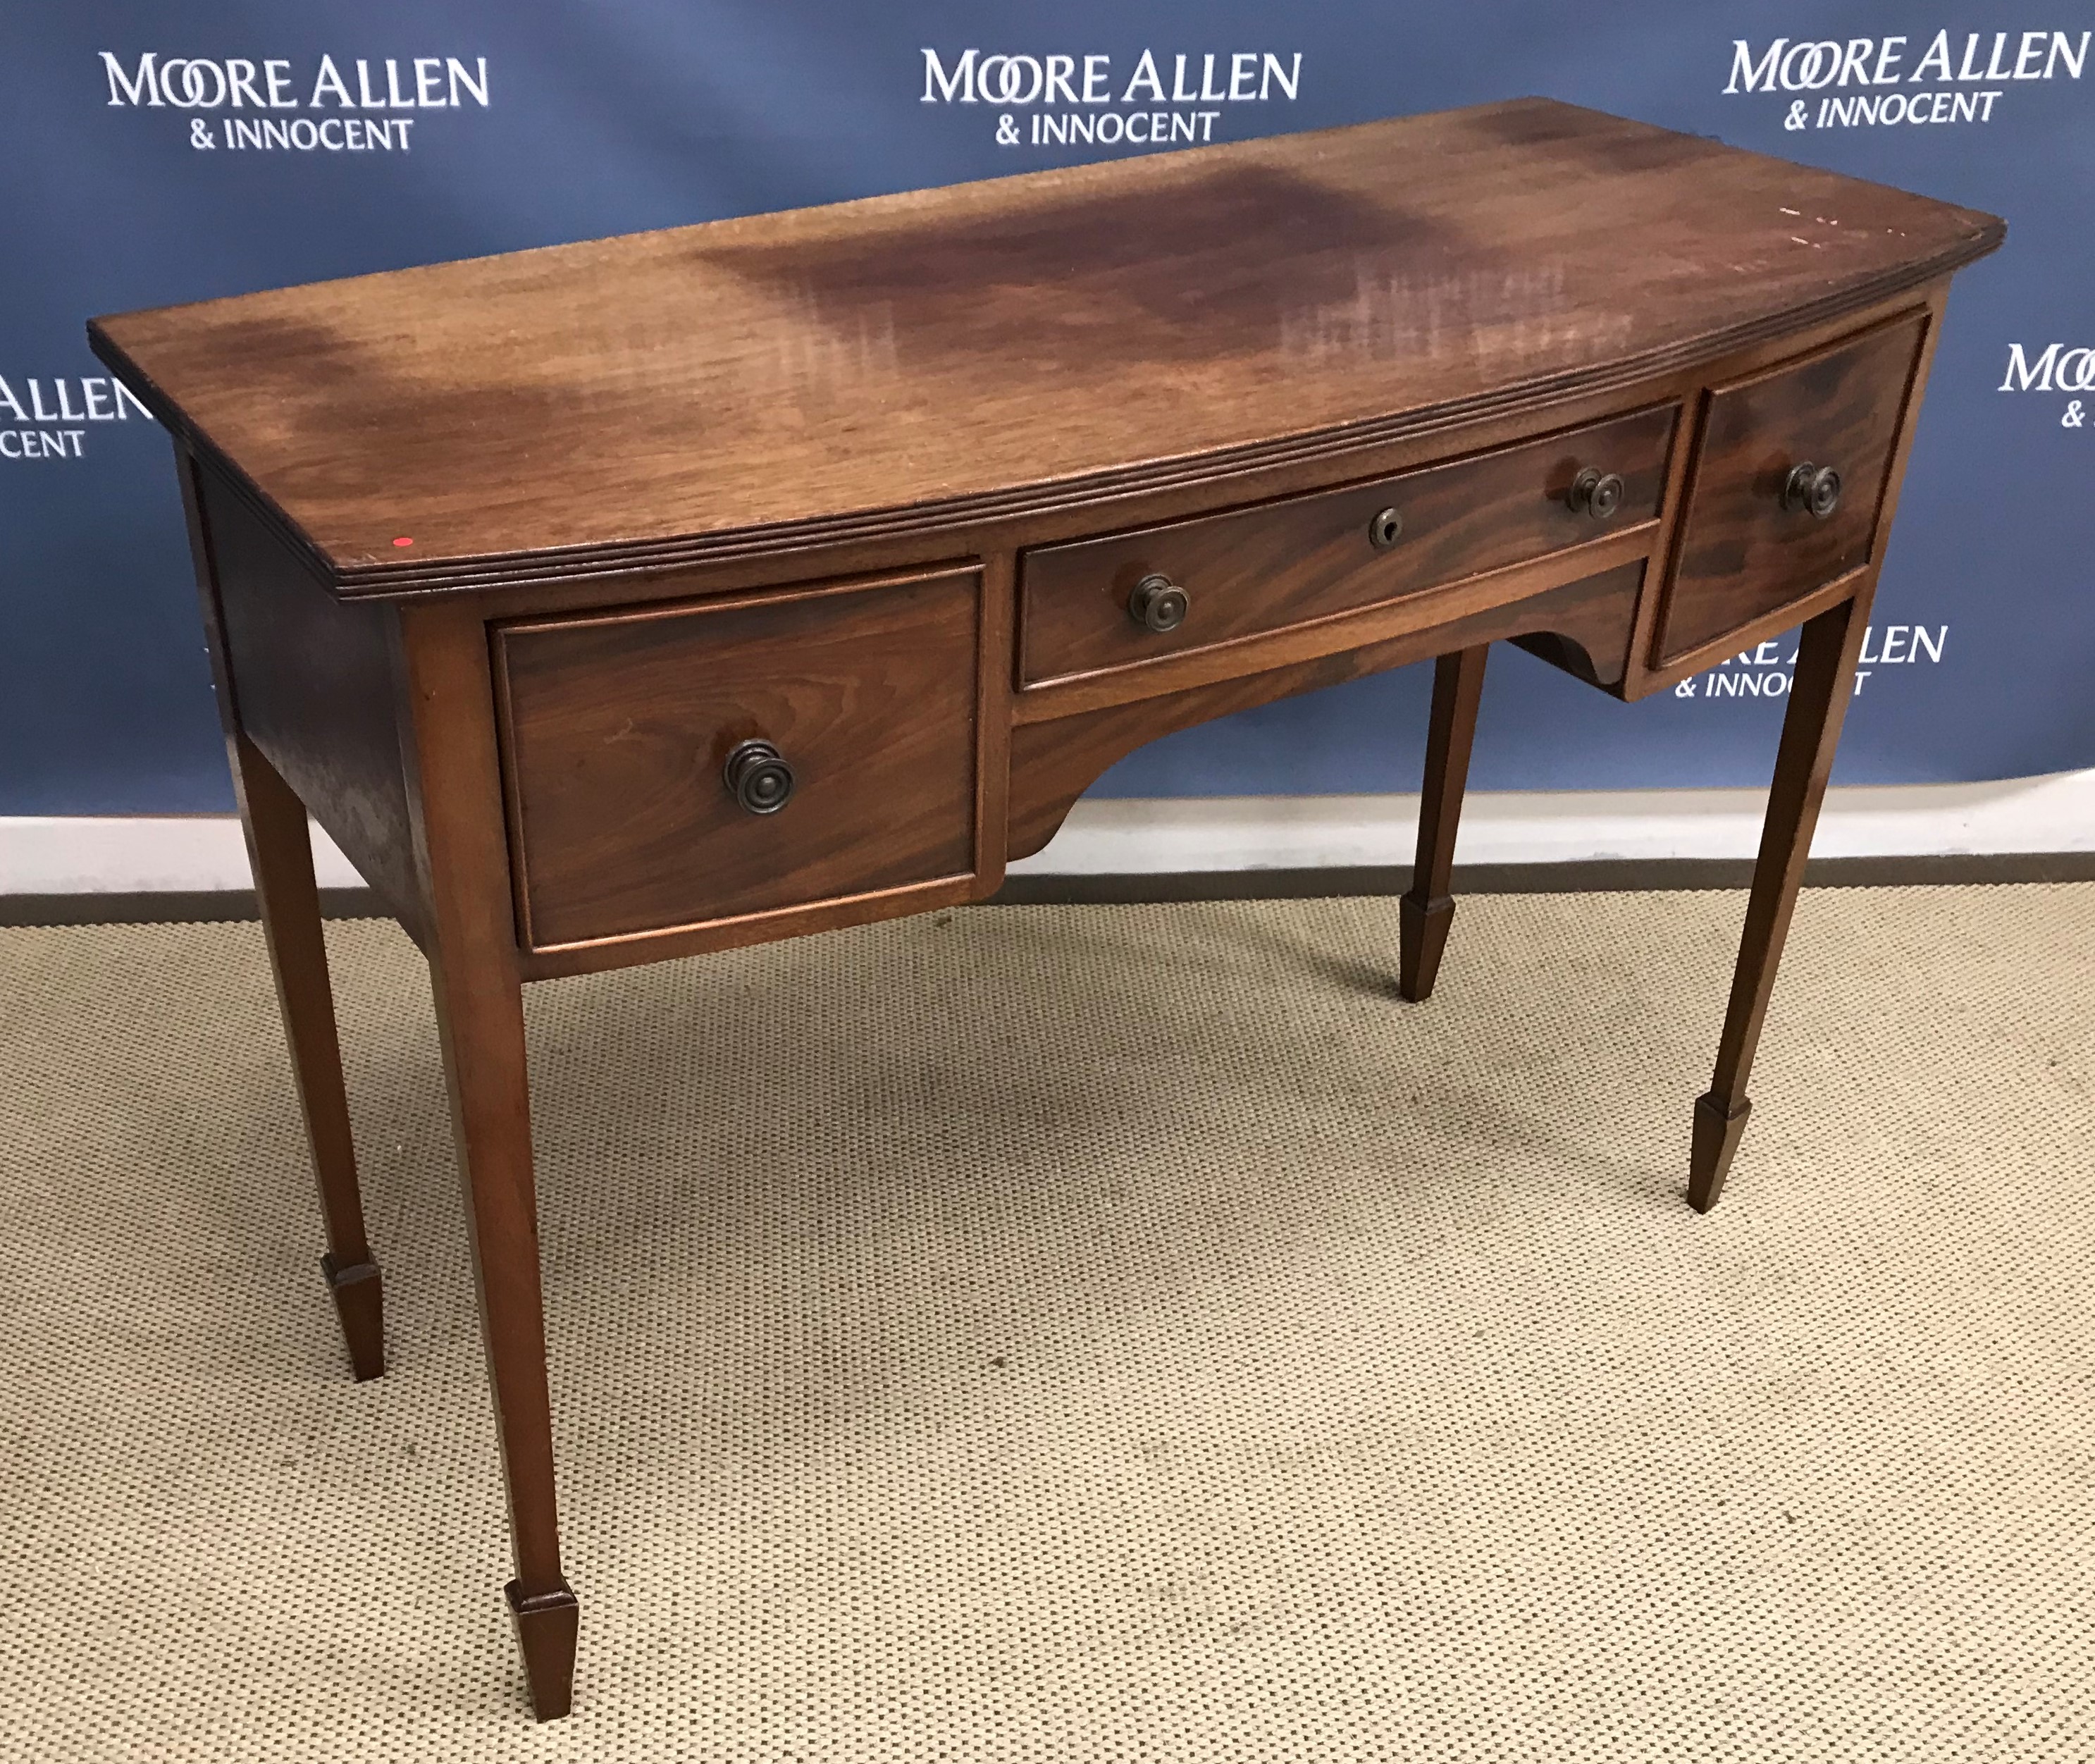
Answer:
[723,739,795,815]
[1568,467,1625,521]
[1782,461,1842,520]
[1127,573,1189,632]
[1367,506,1404,550]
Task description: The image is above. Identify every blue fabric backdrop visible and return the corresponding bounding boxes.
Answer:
[4,3,2090,815]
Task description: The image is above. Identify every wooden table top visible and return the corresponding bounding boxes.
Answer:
[91,98,2001,596]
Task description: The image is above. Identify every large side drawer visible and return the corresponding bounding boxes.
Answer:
[494,567,981,951]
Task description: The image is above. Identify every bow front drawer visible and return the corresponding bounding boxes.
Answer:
[1652,312,1927,665]
[493,567,982,951]
[1018,405,1677,690]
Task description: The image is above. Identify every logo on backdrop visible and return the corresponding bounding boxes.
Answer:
[1999,343,2095,431]
[0,374,153,462]
[97,52,490,154]
[1721,30,2087,132]
[1671,627,1948,701]
[920,49,1304,149]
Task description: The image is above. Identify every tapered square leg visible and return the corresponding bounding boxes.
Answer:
[507,1579,581,1720]
[1691,593,1872,1212]
[1399,644,1488,1004]
[233,732,388,1378]
[402,602,579,1718]
[1688,1092,1753,1214]
[431,936,576,1720]
[320,1252,385,1383]
[1398,892,1457,1004]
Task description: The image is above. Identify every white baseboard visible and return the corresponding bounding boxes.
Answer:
[0,815,367,894]
[1009,769,2095,876]
[4,769,2091,895]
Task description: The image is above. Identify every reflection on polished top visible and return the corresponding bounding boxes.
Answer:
[89,97,2001,593]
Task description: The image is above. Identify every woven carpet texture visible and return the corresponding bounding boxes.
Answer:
[1,887,2089,1761]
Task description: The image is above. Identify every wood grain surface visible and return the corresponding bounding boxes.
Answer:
[1019,404,1674,687]
[1654,312,1926,664]
[199,463,426,938]
[89,100,1999,596]
[1014,522,1655,723]
[496,568,981,950]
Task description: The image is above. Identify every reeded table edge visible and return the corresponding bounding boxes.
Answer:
[87,216,2002,603]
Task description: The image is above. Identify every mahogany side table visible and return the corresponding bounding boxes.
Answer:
[91,100,2002,1718]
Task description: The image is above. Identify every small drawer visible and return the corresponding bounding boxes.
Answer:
[1018,404,1677,689]
[1654,312,1926,665]
[495,567,980,950]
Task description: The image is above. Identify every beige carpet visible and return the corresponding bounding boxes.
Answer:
[1,887,2091,1761]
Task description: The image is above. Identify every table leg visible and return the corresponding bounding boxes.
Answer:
[231,736,388,1380]
[178,438,384,1381]
[1690,593,1873,1212]
[1399,643,1489,1002]
[424,942,577,1717]
[402,606,578,1719]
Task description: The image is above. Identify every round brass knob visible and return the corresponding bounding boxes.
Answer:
[723,739,794,815]
[1783,462,1842,520]
[1568,467,1625,521]
[1368,506,1404,550]
[1127,574,1189,633]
